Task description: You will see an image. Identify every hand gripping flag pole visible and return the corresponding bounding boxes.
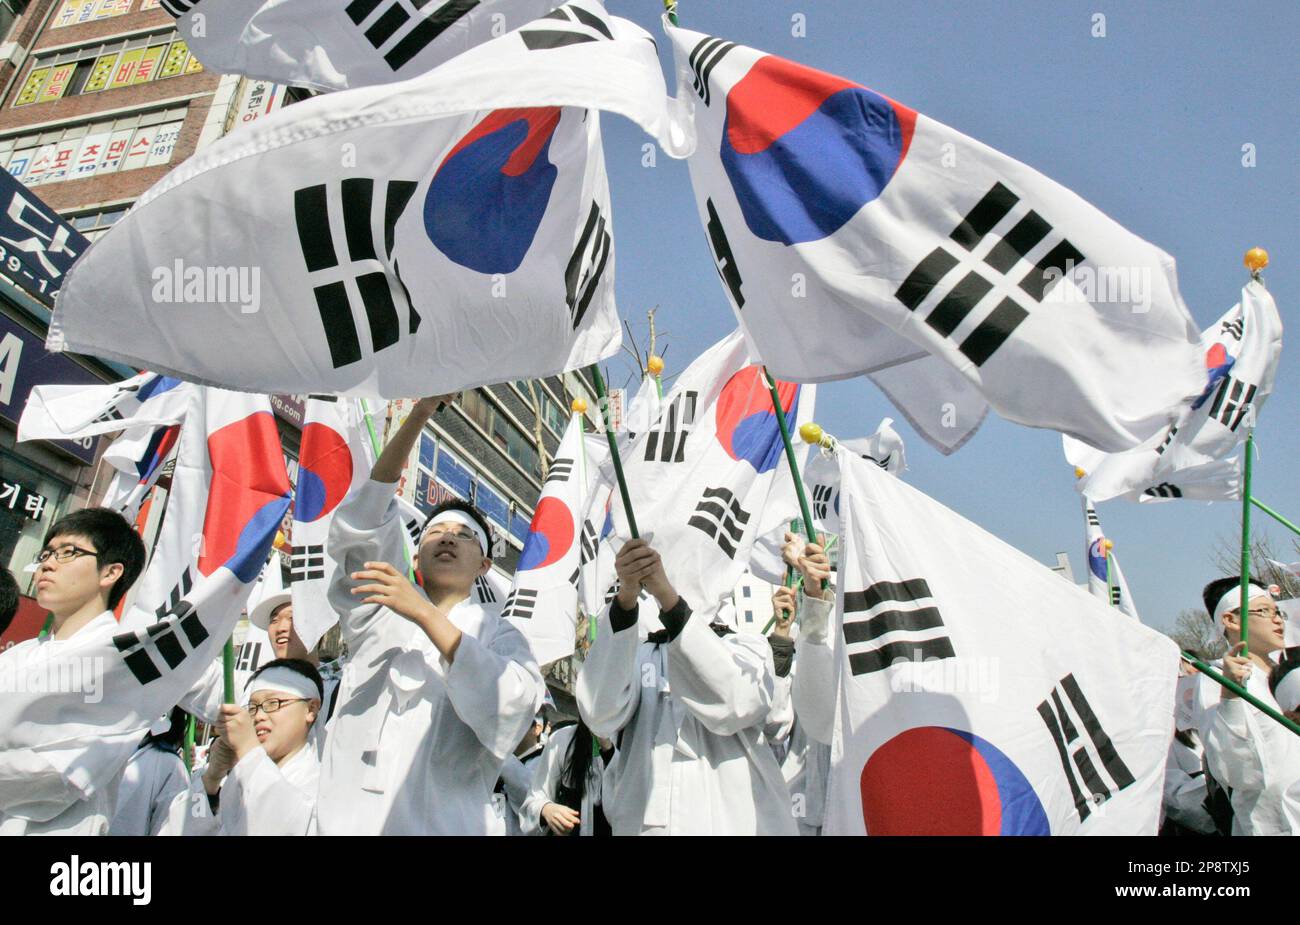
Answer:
[1181,652,1300,737]
[761,517,803,635]
[588,364,639,538]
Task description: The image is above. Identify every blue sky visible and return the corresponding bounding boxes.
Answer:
[596,0,1298,632]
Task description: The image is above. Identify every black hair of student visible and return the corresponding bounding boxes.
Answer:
[1201,576,1269,622]
[142,706,189,755]
[0,567,18,636]
[43,507,146,609]
[555,719,597,821]
[1270,647,1300,702]
[247,657,324,701]
[422,499,494,557]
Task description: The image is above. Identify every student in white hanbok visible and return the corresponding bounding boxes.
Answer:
[1200,578,1300,836]
[497,711,548,835]
[521,718,614,836]
[109,709,189,836]
[0,509,147,835]
[577,538,796,836]
[316,395,543,835]
[167,659,322,836]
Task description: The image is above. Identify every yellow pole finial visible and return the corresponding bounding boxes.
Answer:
[571,397,588,414]
[1103,539,1114,552]
[1074,467,1086,479]
[647,355,665,376]
[1244,247,1269,275]
[800,422,832,447]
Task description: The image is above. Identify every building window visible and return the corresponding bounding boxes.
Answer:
[13,30,202,107]
[0,1,28,44]
[66,205,129,241]
[0,104,187,188]
[457,389,542,479]
[51,0,140,29]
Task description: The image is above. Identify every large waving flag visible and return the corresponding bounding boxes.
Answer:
[502,411,605,664]
[166,0,562,92]
[600,330,814,613]
[99,423,183,520]
[51,2,688,399]
[1065,281,1281,502]
[18,372,190,443]
[287,397,376,651]
[1082,499,1138,620]
[665,21,1203,453]
[823,452,1176,835]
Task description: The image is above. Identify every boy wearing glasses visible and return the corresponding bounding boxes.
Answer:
[316,395,544,835]
[167,658,323,835]
[0,508,146,834]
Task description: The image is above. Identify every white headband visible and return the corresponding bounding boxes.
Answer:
[1212,585,1273,624]
[420,510,490,557]
[1274,669,1300,714]
[243,666,321,706]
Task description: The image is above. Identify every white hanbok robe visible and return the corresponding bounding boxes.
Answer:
[1203,670,1300,836]
[109,745,188,836]
[576,598,796,836]
[167,744,319,836]
[315,478,543,835]
[498,745,544,836]
[774,597,834,836]
[519,723,608,836]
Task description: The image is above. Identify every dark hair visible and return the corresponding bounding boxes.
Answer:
[43,508,146,609]
[1201,576,1269,621]
[1270,647,1300,706]
[422,499,494,558]
[247,657,324,701]
[0,567,18,636]
[555,719,597,819]
[141,706,189,755]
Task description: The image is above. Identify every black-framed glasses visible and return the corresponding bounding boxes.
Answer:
[35,545,98,565]
[246,697,309,716]
[425,528,479,543]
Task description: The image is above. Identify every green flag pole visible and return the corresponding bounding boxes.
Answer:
[1239,429,1254,656]
[763,369,816,547]
[182,715,196,772]
[38,613,53,639]
[1182,652,1300,737]
[664,0,679,26]
[222,641,235,703]
[1250,497,1300,538]
[587,364,639,538]
[762,518,802,635]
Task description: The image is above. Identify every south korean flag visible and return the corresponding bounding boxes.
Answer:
[666,21,1204,453]
[823,451,1176,835]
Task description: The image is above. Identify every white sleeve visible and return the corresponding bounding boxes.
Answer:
[178,659,224,723]
[326,477,411,659]
[765,666,795,743]
[667,616,775,737]
[499,754,532,814]
[1204,698,1293,795]
[575,605,641,739]
[791,594,836,745]
[0,733,139,822]
[156,768,220,837]
[442,617,543,763]
[226,748,315,836]
[520,725,573,836]
[148,754,191,837]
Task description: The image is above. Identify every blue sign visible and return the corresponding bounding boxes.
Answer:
[509,511,530,544]
[474,480,510,532]
[435,445,474,499]
[0,170,90,304]
[0,311,102,464]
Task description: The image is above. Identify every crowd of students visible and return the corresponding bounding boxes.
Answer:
[0,396,1296,836]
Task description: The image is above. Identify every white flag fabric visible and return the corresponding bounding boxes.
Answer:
[843,418,907,476]
[665,20,1202,453]
[288,397,376,651]
[51,2,689,398]
[823,452,1177,834]
[865,355,988,454]
[0,387,291,812]
[1065,281,1281,502]
[234,557,283,693]
[601,330,813,614]
[18,372,190,443]
[502,412,603,664]
[99,424,182,520]
[165,0,562,92]
[1082,499,1139,620]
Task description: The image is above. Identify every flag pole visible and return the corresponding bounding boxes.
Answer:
[1104,541,1114,608]
[182,715,196,771]
[1250,497,1300,538]
[222,642,235,703]
[1182,652,1300,737]
[1238,246,1269,657]
[762,518,802,635]
[357,397,384,458]
[664,0,679,26]
[587,364,639,538]
[572,397,598,648]
[762,368,817,546]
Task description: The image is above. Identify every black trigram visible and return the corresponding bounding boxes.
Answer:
[473,574,497,604]
[687,486,750,559]
[520,3,613,50]
[687,35,737,106]
[565,201,612,329]
[294,178,419,370]
[1037,673,1135,822]
[1085,506,1100,528]
[1109,586,1122,606]
[895,181,1085,367]
[1154,424,1178,456]
[502,587,537,619]
[841,578,954,676]
[545,457,574,485]
[1206,377,1257,431]
[290,544,325,582]
[863,453,894,471]
[578,519,598,566]
[236,640,264,673]
[403,514,423,548]
[812,484,834,521]
[160,0,197,15]
[644,390,698,462]
[1219,317,1244,341]
[114,596,210,686]
[705,198,744,309]
[345,0,479,71]
[1143,483,1182,499]
[154,567,195,620]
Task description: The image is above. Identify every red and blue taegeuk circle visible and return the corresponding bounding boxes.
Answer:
[860,726,1049,835]
[295,421,353,523]
[518,496,575,572]
[1087,537,1109,582]
[1191,342,1237,410]
[425,107,561,274]
[714,365,801,474]
[198,411,293,583]
[721,55,916,246]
